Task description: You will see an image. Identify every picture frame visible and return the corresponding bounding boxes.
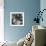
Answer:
[10,12,24,26]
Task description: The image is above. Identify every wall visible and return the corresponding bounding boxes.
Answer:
[40,0,46,27]
[4,0,40,42]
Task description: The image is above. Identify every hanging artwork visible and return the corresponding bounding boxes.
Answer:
[10,12,24,26]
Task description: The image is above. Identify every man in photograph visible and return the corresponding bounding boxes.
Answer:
[12,14,23,25]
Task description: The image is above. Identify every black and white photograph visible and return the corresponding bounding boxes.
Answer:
[10,12,24,26]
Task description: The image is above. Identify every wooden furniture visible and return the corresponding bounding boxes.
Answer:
[31,25,46,46]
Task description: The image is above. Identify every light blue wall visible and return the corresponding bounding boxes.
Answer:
[40,0,46,27]
[4,0,40,42]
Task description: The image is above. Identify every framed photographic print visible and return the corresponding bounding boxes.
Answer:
[10,12,24,26]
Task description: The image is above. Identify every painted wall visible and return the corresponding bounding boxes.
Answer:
[40,0,46,27]
[4,0,40,42]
